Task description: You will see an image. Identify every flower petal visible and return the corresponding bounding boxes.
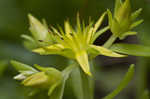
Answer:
[75,51,91,76]
[93,12,107,33]
[89,45,126,57]
[33,44,74,59]
[32,44,64,55]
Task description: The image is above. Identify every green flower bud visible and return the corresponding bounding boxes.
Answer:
[108,0,143,39]
[11,61,63,95]
[115,0,131,23]
[22,14,55,50]
[22,67,62,89]
[112,0,131,36]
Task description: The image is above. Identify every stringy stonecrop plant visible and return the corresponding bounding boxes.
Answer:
[11,0,145,99]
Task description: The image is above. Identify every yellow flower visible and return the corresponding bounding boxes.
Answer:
[27,13,125,76]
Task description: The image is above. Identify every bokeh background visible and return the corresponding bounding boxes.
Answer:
[0,0,150,99]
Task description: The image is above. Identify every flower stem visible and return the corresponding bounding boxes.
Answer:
[103,34,117,48]
[70,60,94,99]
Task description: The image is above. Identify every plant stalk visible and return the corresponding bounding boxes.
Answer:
[103,34,117,48]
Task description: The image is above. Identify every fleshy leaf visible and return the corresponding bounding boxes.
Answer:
[48,82,61,96]
[119,31,137,40]
[75,51,91,76]
[103,64,135,99]
[130,19,144,29]
[110,43,150,57]
[131,8,142,21]
[21,35,36,44]
[89,45,125,57]
[92,26,110,43]
[107,9,113,27]
[10,60,38,73]
[21,34,38,49]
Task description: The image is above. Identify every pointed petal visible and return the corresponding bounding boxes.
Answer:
[32,44,64,55]
[64,21,72,35]
[32,44,75,59]
[76,13,81,33]
[89,45,126,57]
[75,51,91,76]
[93,12,107,33]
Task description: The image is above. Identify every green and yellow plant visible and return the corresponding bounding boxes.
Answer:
[10,0,150,99]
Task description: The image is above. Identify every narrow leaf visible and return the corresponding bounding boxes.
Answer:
[92,26,109,43]
[131,8,142,21]
[21,34,38,50]
[107,9,113,27]
[130,19,144,29]
[103,64,135,99]
[10,60,37,72]
[110,43,150,57]
[119,31,137,40]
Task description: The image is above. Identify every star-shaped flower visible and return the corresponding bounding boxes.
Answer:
[24,13,125,76]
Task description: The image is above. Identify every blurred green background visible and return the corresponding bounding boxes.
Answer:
[0,0,150,99]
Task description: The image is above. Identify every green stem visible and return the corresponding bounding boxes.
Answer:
[103,34,117,48]
[71,60,94,99]
[103,65,135,99]
[136,57,148,99]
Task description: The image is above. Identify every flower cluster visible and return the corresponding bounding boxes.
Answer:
[11,60,62,96]
[10,0,143,98]
[24,13,125,76]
